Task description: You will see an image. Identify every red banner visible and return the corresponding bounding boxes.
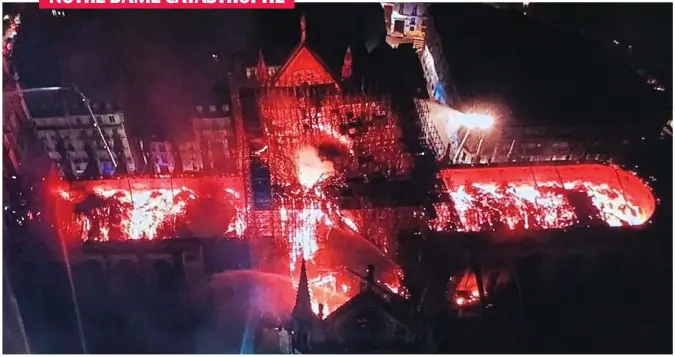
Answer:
[40,0,293,9]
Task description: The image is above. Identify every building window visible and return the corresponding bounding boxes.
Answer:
[394,20,405,34]
[109,115,116,123]
[246,67,258,79]
[209,105,216,113]
[222,104,230,112]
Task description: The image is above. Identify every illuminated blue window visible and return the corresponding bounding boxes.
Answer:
[102,161,115,175]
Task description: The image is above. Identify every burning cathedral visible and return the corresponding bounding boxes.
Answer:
[40,13,657,354]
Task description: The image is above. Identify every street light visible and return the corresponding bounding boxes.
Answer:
[460,112,495,130]
[452,112,495,163]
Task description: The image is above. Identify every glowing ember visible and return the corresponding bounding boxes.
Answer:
[431,164,655,232]
[3,13,20,57]
[55,178,246,242]
[76,187,193,241]
[259,87,407,316]
[451,270,482,308]
[295,146,334,189]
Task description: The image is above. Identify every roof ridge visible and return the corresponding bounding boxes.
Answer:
[270,41,341,87]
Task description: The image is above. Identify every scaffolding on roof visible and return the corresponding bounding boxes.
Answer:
[255,82,420,252]
[414,98,446,160]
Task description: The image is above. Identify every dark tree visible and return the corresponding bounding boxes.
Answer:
[200,134,210,173]
[82,142,100,179]
[112,130,127,175]
[142,142,154,174]
[54,135,74,179]
[172,141,183,174]
[396,228,426,305]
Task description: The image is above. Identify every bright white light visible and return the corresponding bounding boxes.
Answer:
[295,146,334,189]
[461,113,494,130]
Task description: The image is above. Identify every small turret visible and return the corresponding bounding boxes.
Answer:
[257,49,268,85]
[341,47,352,80]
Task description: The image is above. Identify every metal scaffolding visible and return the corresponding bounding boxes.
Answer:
[414,98,446,160]
[254,82,420,257]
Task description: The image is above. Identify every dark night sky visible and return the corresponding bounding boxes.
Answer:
[8,3,672,138]
[10,4,386,138]
[432,3,672,127]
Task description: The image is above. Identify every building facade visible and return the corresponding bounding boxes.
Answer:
[178,140,203,172]
[172,104,238,174]
[382,3,461,157]
[148,140,176,173]
[3,13,32,176]
[192,104,237,174]
[382,3,458,107]
[27,96,136,177]
[382,3,427,51]
[419,99,648,165]
[450,123,646,165]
